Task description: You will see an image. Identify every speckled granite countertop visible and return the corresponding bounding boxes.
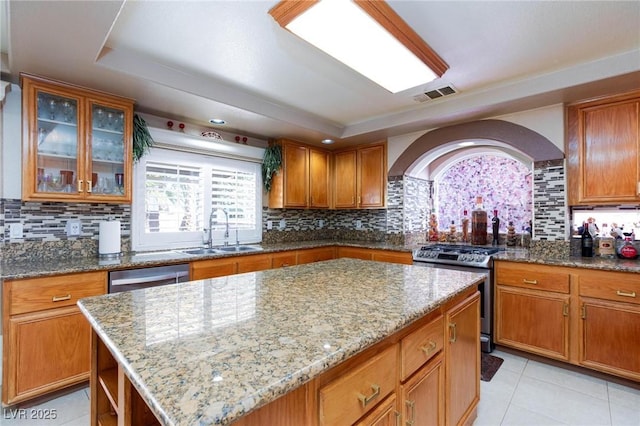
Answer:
[0,240,411,280]
[78,258,484,426]
[3,240,639,280]
[494,248,640,273]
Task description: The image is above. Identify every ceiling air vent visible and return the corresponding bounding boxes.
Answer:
[412,85,457,103]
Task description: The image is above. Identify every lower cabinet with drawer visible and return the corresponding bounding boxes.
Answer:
[495,260,640,383]
[2,271,107,405]
[233,288,479,426]
[495,261,571,361]
[578,269,640,381]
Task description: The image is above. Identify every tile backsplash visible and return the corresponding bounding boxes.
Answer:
[0,161,571,259]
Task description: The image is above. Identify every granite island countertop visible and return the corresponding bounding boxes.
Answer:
[77,258,485,425]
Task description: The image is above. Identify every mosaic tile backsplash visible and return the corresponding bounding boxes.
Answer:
[1,159,569,259]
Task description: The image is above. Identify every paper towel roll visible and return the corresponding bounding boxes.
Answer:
[99,220,121,256]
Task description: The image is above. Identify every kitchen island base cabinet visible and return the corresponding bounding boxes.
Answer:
[2,271,107,405]
[400,354,444,426]
[445,292,480,426]
[92,331,160,426]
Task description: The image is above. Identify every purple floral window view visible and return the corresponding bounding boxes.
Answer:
[435,155,532,233]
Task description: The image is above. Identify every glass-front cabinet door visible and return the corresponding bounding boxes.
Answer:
[33,90,81,197]
[22,74,134,203]
[88,101,130,199]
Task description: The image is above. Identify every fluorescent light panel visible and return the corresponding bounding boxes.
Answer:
[270,0,448,93]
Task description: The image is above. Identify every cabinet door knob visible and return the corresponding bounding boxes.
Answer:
[86,180,92,193]
[405,400,416,425]
[77,179,84,193]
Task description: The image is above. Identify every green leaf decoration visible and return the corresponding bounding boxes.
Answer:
[262,144,282,192]
[133,114,154,163]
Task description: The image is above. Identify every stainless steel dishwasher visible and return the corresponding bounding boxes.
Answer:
[108,264,190,293]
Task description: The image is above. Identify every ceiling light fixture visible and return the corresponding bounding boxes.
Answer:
[269,0,448,93]
[209,118,226,125]
[321,138,334,145]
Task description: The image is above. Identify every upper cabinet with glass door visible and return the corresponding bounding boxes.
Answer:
[21,74,134,203]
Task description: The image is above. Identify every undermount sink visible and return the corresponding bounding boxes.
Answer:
[180,248,223,255]
[180,245,262,255]
[216,245,263,253]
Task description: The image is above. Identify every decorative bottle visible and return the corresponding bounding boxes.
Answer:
[491,209,500,246]
[617,237,638,260]
[581,222,594,257]
[461,210,470,243]
[471,196,487,245]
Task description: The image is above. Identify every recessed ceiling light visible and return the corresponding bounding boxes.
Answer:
[458,141,475,147]
[321,139,335,145]
[209,118,226,125]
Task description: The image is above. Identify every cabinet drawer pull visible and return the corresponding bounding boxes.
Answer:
[357,384,380,408]
[405,400,416,425]
[77,179,84,193]
[449,322,457,343]
[420,340,437,356]
[281,263,290,267]
[395,410,401,426]
[563,303,569,317]
[52,294,72,302]
[523,279,538,285]
[87,180,92,193]
[616,290,636,298]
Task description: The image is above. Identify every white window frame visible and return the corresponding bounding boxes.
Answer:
[131,146,263,252]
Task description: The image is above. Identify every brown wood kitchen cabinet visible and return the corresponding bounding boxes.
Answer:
[494,261,571,361]
[577,269,640,381]
[2,271,107,405]
[445,291,480,426]
[566,89,640,205]
[21,74,134,203]
[336,247,413,265]
[334,142,387,209]
[268,139,330,209]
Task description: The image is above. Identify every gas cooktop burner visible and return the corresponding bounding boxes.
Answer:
[412,244,504,268]
[420,244,503,255]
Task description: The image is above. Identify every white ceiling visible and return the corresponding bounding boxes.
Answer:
[2,0,640,148]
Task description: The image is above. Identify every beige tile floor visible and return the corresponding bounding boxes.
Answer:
[476,349,640,426]
[0,349,638,425]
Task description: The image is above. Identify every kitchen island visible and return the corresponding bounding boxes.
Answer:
[78,258,484,425]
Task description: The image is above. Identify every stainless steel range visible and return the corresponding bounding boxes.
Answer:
[412,244,503,353]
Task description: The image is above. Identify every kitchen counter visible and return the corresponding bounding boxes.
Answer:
[3,239,639,280]
[0,240,411,280]
[78,258,484,425]
[493,248,640,273]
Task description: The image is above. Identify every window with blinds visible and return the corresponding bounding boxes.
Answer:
[132,147,262,251]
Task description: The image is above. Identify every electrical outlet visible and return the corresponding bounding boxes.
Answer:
[266,220,273,230]
[279,219,286,230]
[356,220,362,229]
[66,219,82,236]
[9,223,23,239]
[318,219,324,229]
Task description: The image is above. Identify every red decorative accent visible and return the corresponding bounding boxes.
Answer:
[242,137,248,144]
[235,136,240,143]
[167,121,174,129]
[179,123,185,130]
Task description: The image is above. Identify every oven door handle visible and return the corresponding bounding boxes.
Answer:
[110,271,189,287]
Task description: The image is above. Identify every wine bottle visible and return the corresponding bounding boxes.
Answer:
[491,209,500,246]
[581,222,594,257]
[471,196,487,245]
